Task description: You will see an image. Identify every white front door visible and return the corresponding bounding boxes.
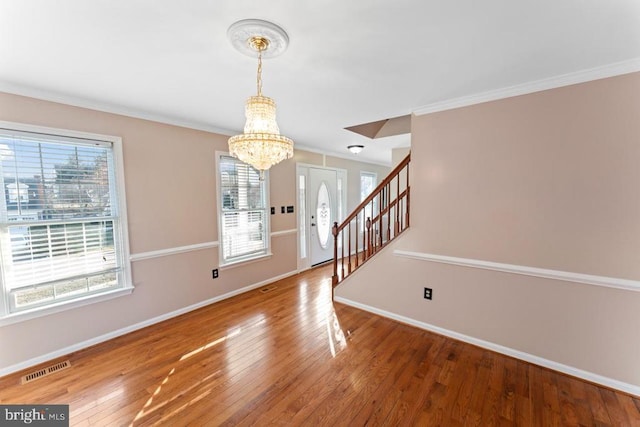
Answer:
[308,167,337,266]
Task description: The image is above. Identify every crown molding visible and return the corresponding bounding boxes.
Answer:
[413,57,640,116]
[294,143,392,168]
[0,82,236,136]
[1,83,393,167]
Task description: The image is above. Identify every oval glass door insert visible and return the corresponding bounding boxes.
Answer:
[317,182,331,249]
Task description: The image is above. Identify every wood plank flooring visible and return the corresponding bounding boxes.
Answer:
[1,264,639,426]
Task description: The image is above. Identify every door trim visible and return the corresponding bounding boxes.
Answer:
[296,163,347,272]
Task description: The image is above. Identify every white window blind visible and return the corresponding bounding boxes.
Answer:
[218,155,268,264]
[0,127,128,313]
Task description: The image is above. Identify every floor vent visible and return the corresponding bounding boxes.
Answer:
[260,285,278,294]
[21,360,71,384]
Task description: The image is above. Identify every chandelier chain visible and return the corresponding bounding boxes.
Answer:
[257,50,263,96]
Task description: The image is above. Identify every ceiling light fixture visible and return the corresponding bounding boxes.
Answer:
[347,145,365,154]
[227,19,294,177]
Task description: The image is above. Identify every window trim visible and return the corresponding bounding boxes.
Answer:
[215,152,271,267]
[360,171,378,199]
[0,286,133,327]
[0,121,133,322]
[360,170,378,230]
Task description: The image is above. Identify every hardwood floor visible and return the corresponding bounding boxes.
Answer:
[1,264,639,426]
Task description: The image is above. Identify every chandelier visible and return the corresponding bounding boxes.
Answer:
[227,20,294,177]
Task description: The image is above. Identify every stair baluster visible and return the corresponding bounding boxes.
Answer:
[332,153,411,289]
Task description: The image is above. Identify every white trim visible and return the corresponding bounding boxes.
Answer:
[271,229,297,238]
[0,121,134,320]
[0,82,236,136]
[0,269,298,377]
[219,252,273,270]
[215,151,271,267]
[334,296,640,397]
[130,241,218,262]
[295,144,392,167]
[296,162,348,175]
[0,287,134,327]
[413,58,640,116]
[2,86,389,167]
[0,120,121,143]
[394,250,640,292]
[296,164,309,272]
[111,132,133,293]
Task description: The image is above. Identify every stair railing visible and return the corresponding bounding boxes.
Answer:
[332,153,410,286]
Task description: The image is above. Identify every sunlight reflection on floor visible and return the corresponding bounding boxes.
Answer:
[298,280,310,330]
[71,385,125,418]
[326,306,347,357]
[131,369,221,425]
[315,278,333,324]
[224,313,267,377]
[128,273,347,425]
[131,313,267,425]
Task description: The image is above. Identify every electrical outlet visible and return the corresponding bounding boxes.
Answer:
[212,269,219,279]
[281,206,285,214]
[271,207,275,215]
[423,287,432,300]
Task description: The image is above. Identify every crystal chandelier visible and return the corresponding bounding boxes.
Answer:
[227,20,294,177]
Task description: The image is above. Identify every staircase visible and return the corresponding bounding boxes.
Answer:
[332,153,411,287]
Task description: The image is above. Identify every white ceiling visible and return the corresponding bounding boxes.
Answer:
[1,1,639,165]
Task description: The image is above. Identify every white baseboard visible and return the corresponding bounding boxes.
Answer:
[334,296,640,397]
[0,269,298,377]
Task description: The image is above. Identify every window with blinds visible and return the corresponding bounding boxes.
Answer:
[218,155,269,264]
[0,125,130,315]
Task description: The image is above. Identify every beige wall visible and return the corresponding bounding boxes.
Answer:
[267,155,298,233]
[0,92,392,373]
[391,147,410,168]
[410,73,640,278]
[0,92,300,372]
[337,72,640,389]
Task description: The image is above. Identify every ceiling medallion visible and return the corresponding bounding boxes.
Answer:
[227,19,290,59]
